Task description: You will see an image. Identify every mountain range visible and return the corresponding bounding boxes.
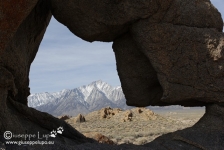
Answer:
[28,80,204,117]
[28,80,133,116]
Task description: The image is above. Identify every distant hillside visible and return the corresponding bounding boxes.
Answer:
[28,80,133,116]
[28,80,204,116]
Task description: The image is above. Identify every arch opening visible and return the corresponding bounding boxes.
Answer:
[27,16,205,146]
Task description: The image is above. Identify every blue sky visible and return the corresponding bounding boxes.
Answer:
[29,1,224,94]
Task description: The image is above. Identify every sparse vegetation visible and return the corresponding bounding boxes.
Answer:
[65,107,204,145]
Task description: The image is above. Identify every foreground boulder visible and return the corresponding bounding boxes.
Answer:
[0,0,94,147]
[84,132,115,145]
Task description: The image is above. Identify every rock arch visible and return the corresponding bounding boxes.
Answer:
[0,0,224,149]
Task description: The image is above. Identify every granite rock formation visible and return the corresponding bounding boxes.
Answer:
[0,0,224,149]
[0,0,94,148]
[84,132,115,145]
[74,114,86,123]
[100,107,122,119]
[58,115,70,121]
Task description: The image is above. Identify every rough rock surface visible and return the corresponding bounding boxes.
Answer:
[113,0,224,106]
[58,115,70,121]
[1,0,224,149]
[0,0,39,53]
[123,110,133,122]
[74,114,86,123]
[84,132,115,145]
[144,104,224,150]
[50,0,160,42]
[113,33,163,106]
[0,0,94,148]
[84,107,159,123]
[0,0,51,105]
[100,107,122,119]
[131,22,224,106]
[50,0,222,42]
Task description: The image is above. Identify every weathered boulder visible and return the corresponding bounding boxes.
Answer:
[0,0,94,147]
[50,0,222,42]
[113,0,224,106]
[113,33,163,106]
[137,108,143,114]
[100,107,122,119]
[117,108,157,122]
[134,108,157,121]
[84,132,115,145]
[58,115,70,121]
[74,114,86,123]
[0,0,39,53]
[0,0,52,105]
[50,0,162,42]
[123,110,133,122]
[131,22,224,106]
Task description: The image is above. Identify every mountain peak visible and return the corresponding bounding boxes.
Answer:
[28,80,126,116]
[91,80,104,84]
[89,80,109,88]
[77,80,113,100]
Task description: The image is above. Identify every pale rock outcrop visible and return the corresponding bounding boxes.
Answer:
[100,107,122,119]
[74,114,86,123]
[122,110,133,122]
[58,115,70,121]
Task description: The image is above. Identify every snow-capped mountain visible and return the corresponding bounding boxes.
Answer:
[28,92,53,107]
[28,80,131,116]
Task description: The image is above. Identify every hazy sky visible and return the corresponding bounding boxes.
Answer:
[29,1,224,94]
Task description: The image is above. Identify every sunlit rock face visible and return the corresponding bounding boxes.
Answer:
[0,0,224,149]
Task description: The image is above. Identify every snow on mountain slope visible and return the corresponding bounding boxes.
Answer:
[77,80,116,101]
[28,80,126,116]
[28,92,56,107]
[86,87,118,111]
[28,80,199,116]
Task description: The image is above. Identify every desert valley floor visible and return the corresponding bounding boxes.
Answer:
[63,107,205,145]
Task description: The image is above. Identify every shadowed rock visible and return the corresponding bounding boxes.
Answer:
[58,115,70,121]
[0,0,39,52]
[0,0,94,147]
[131,21,224,106]
[84,132,115,145]
[113,33,163,106]
[50,0,162,42]
[144,104,224,149]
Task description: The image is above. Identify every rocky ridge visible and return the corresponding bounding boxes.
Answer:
[28,80,196,117]
[28,80,131,116]
[65,107,202,145]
